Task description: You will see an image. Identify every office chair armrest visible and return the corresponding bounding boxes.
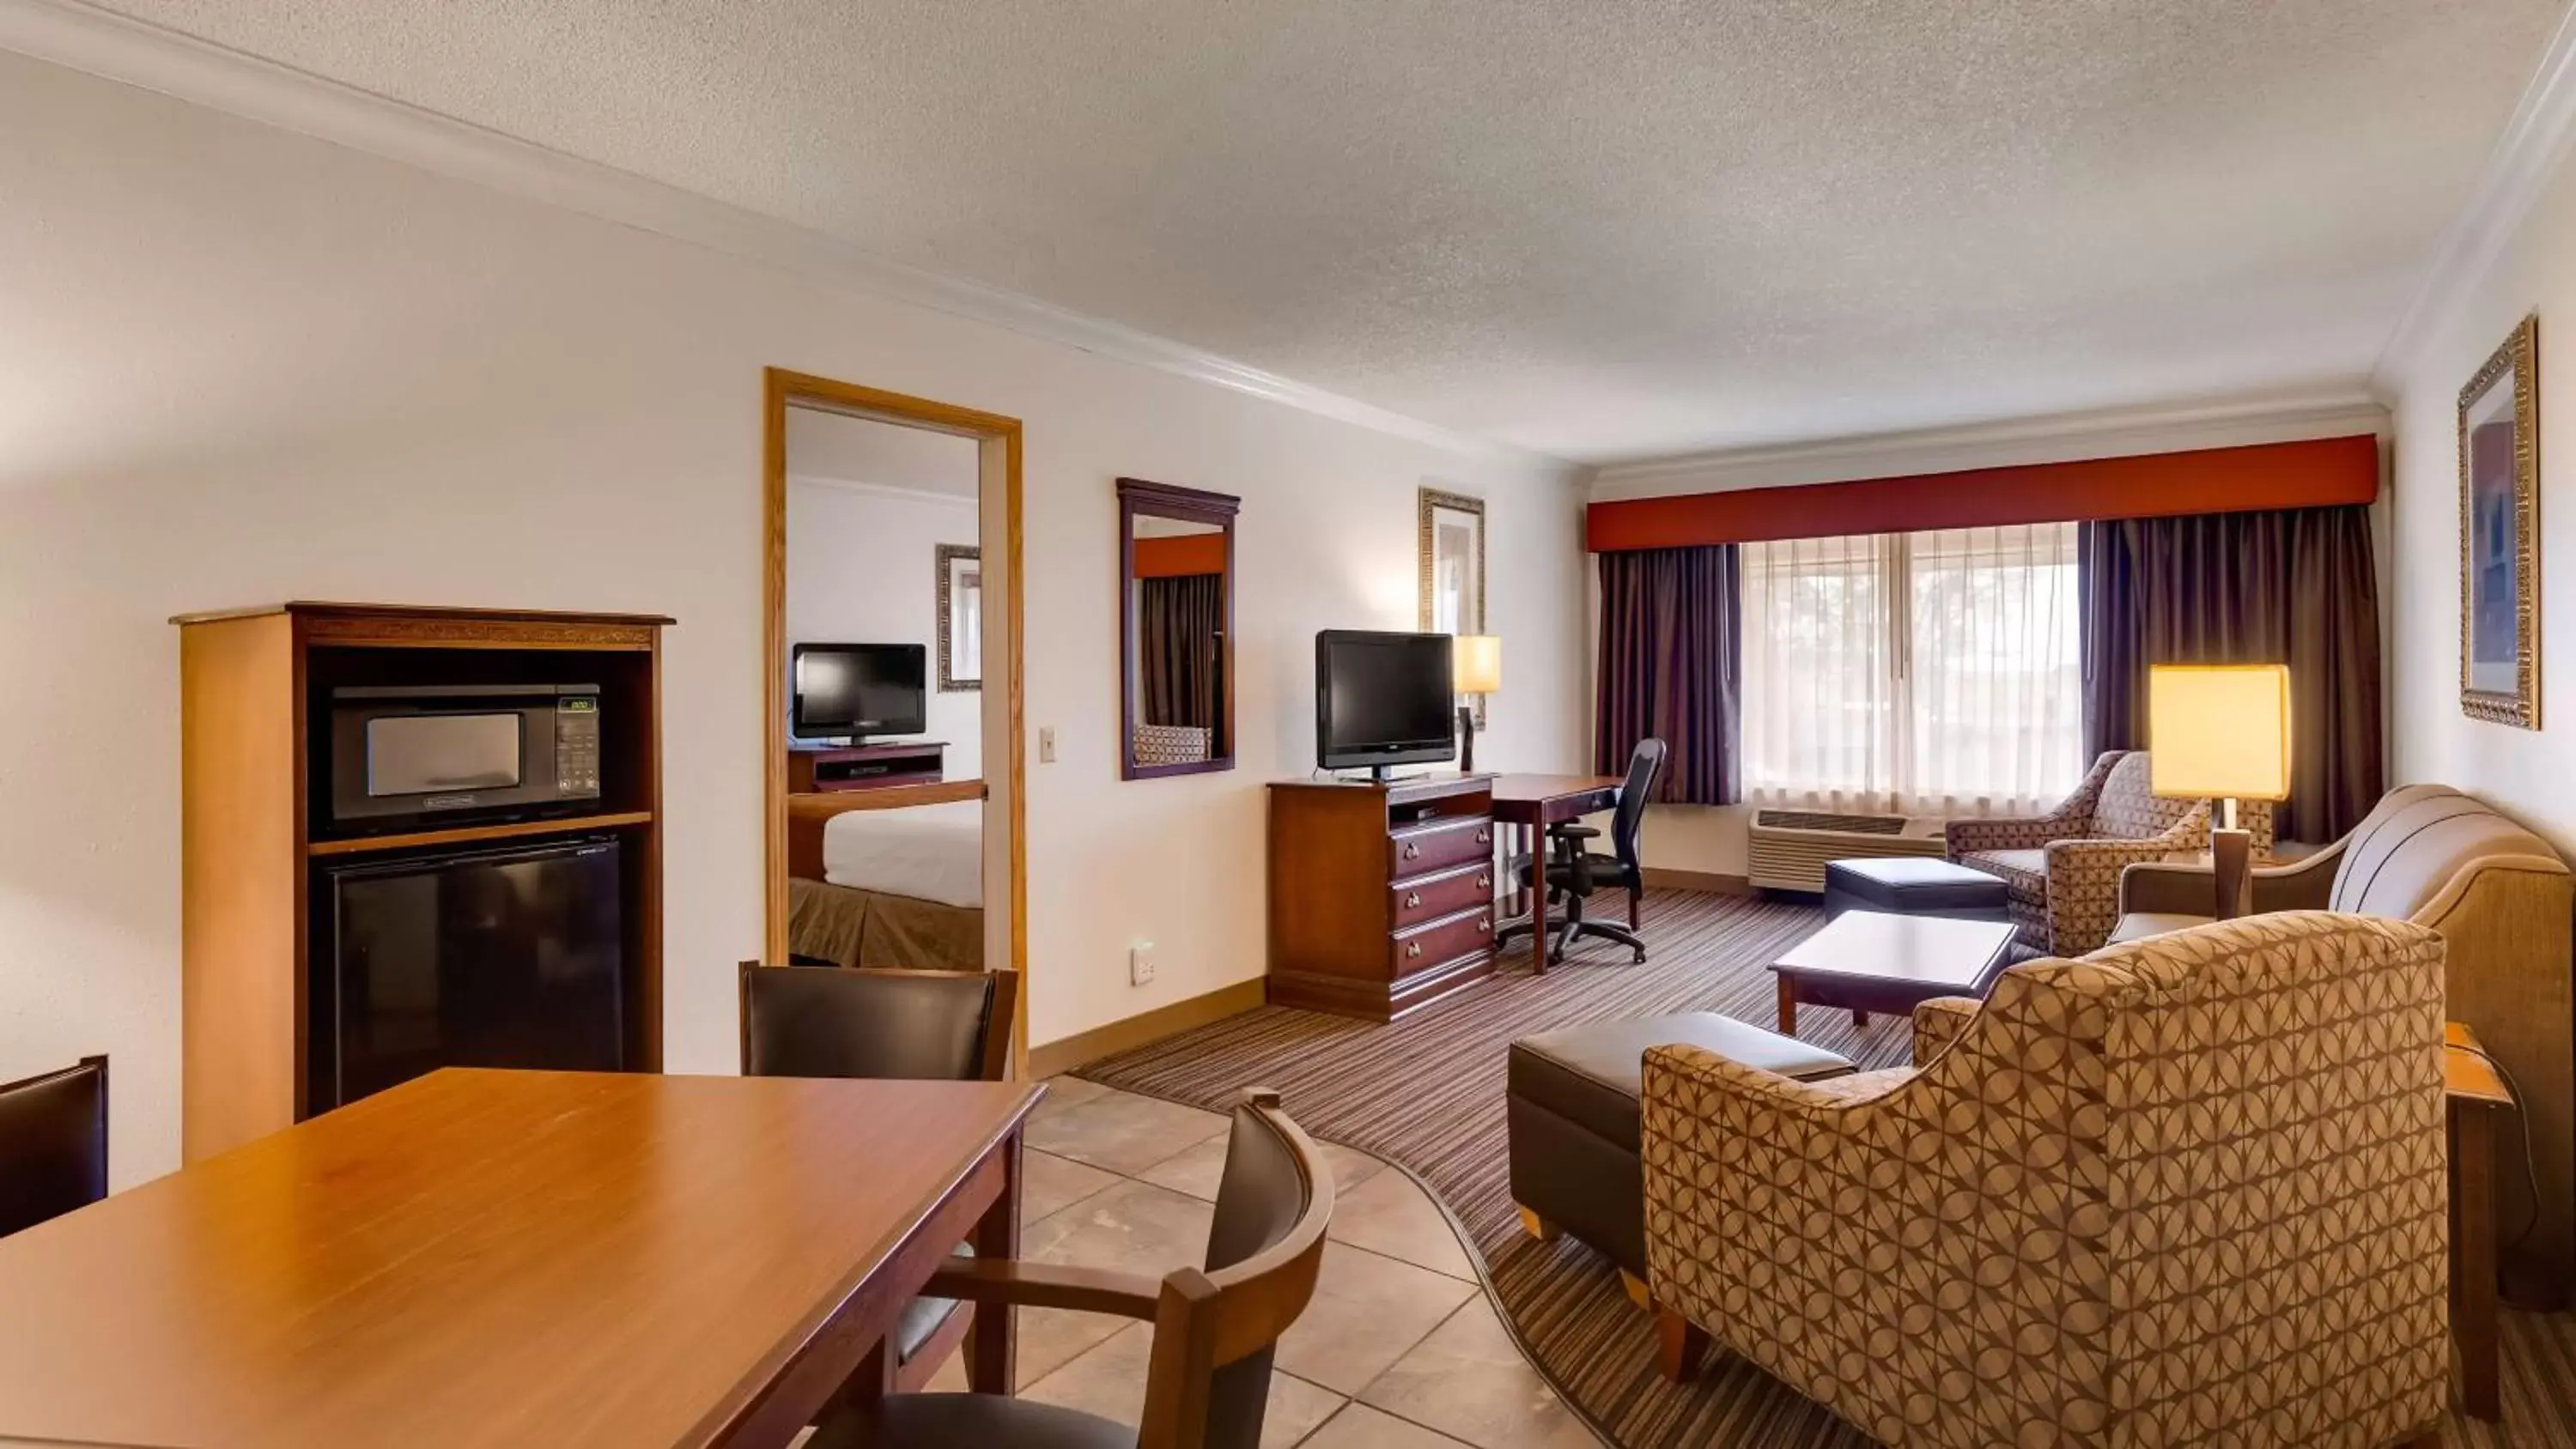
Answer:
[920,1259,1165,1321]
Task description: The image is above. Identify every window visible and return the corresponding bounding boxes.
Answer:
[1740,522,2081,815]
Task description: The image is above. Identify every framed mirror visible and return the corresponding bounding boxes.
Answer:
[1419,487,1487,724]
[1120,476,1239,779]
[938,543,982,691]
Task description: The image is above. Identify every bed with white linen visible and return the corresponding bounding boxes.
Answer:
[787,799,985,971]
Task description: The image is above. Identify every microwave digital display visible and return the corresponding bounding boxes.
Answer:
[364,713,525,797]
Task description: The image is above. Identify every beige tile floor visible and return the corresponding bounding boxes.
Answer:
[918,1079,1606,1448]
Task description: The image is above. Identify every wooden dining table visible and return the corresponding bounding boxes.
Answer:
[0,1067,1042,1448]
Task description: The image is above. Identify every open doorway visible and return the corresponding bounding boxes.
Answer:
[762,370,1025,1065]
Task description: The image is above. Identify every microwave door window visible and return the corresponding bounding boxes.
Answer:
[366,713,524,797]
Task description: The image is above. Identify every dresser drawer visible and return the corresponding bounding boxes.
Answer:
[1389,815,1494,880]
[1390,904,1494,976]
[1390,861,1494,931]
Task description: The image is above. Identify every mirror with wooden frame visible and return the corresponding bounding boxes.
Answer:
[1119,477,1238,779]
[1419,487,1487,727]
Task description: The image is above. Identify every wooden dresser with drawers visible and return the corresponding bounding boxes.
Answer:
[1266,773,1498,1020]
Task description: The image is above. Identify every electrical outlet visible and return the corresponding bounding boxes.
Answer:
[1129,942,1156,986]
[1038,726,1056,763]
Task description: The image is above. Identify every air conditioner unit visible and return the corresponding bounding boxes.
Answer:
[1747,809,1947,893]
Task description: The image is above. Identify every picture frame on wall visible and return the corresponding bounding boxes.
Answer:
[1418,487,1487,726]
[2458,313,2540,728]
[936,543,981,692]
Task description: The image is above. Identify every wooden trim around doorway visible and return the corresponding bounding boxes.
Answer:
[763,370,1029,1070]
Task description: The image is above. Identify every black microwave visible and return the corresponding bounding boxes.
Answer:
[327,684,603,830]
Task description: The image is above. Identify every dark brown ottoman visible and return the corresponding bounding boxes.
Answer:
[1822,856,2010,923]
[1507,1012,1853,1292]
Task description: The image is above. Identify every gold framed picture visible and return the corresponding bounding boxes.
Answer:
[2458,313,2540,728]
[1418,487,1487,727]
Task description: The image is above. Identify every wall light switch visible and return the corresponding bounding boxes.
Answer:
[1038,726,1056,763]
[1129,942,1156,987]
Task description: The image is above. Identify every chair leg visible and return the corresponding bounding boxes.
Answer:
[1617,1270,1649,1309]
[1628,884,1641,930]
[1656,1307,1710,1383]
[1517,1206,1560,1242]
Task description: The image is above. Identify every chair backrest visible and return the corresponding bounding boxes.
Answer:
[0,1055,108,1239]
[1608,738,1667,873]
[738,963,1017,1081]
[2090,751,2200,840]
[1139,1089,1333,1449]
[2327,784,2569,919]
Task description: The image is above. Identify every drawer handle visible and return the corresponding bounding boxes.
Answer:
[1474,830,1491,845]
[1476,916,1491,932]
[1406,941,1423,959]
[1402,843,1421,859]
[1405,891,1422,908]
[1476,874,1491,889]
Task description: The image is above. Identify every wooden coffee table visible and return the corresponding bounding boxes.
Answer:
[1770,909,2020,1035]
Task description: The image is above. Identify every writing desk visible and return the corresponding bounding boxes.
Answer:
[1489,773,1623,975]
[0,1068,1039,1448]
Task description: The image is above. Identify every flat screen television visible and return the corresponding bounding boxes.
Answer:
[793,642,927,741]
[1315,629,1456,776]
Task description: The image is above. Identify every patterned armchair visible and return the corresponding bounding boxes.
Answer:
[1641,912,2450,1449]
[1943,749,2269,957]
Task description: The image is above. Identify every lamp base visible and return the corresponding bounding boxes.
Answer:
[1457,705,1476,773]
[2211,827,2252,920]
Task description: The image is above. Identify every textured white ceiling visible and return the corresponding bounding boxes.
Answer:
[83,0,2564,463]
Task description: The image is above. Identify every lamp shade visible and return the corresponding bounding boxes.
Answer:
[2148,664,2292,801]
[1453,635,1503,695]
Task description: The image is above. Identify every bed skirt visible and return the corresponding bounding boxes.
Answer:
[788,875,985,972]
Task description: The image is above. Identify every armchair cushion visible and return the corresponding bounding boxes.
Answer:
[1643,912,2450,1449]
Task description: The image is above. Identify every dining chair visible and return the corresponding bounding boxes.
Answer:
[811,1087,1333,1449]
[738,962,1018,1391]
[0,1054,109,1240]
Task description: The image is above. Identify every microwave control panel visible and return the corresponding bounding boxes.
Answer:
[556,695,604,797]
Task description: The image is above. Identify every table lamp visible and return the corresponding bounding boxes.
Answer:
[2148,663,2292,920]
[1454,634,1501,773]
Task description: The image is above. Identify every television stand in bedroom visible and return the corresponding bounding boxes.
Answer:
[788,740,947,791]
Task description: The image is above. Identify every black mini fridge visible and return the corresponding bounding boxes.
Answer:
[313,836,625,1113]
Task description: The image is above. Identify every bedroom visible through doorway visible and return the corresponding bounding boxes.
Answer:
[762,371,1026,1065]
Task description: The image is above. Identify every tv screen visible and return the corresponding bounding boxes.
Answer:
[1316,630,1456,773]
[793,643,927,738]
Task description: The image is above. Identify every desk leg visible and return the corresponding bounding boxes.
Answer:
[966,1127,1023,1395]
[1530,852,1550,977]
[2458,1101,2500,1421]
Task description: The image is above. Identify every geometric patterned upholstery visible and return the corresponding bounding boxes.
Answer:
[1132,723,1212,766]
[1946,750,2267,957]
[1640,911,2449,1449]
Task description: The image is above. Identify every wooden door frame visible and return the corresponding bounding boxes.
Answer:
[762,369,1028,1069]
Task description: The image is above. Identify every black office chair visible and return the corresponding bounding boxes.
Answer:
[738,963,1017,1391]
[1499,739,1666,965]
[811,1088,1333,1449]
[0,1054,108,1240]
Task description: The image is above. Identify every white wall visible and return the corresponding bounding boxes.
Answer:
[786,480,984,779]
[2382,134,2576,852]
[0,52,1585,1183]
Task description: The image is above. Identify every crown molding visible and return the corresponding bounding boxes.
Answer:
[0,0,1563,473]
[1586,389,2389,500]
[2373,2,2576,388]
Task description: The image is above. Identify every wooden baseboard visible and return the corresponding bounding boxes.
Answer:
[1640,867,1753,896]
[1027,977,1268,1080]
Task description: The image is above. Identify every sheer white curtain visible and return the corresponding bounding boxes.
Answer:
[1741,523,2080,815]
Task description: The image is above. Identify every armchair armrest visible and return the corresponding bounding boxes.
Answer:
[920,1258,1164,1321]
[2047,833,2203,956]
[1911,997,1981,1062]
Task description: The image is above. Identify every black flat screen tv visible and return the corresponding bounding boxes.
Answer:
[793,642,927,741]
[1315,629,1456,775]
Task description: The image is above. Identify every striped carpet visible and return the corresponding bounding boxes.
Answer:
[1076,888,2576,1448]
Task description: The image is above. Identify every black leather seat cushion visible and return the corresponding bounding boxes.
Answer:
[1509,1012,1852,1154]
[1823,857,2008,913]
[812,1392,1137,1449]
